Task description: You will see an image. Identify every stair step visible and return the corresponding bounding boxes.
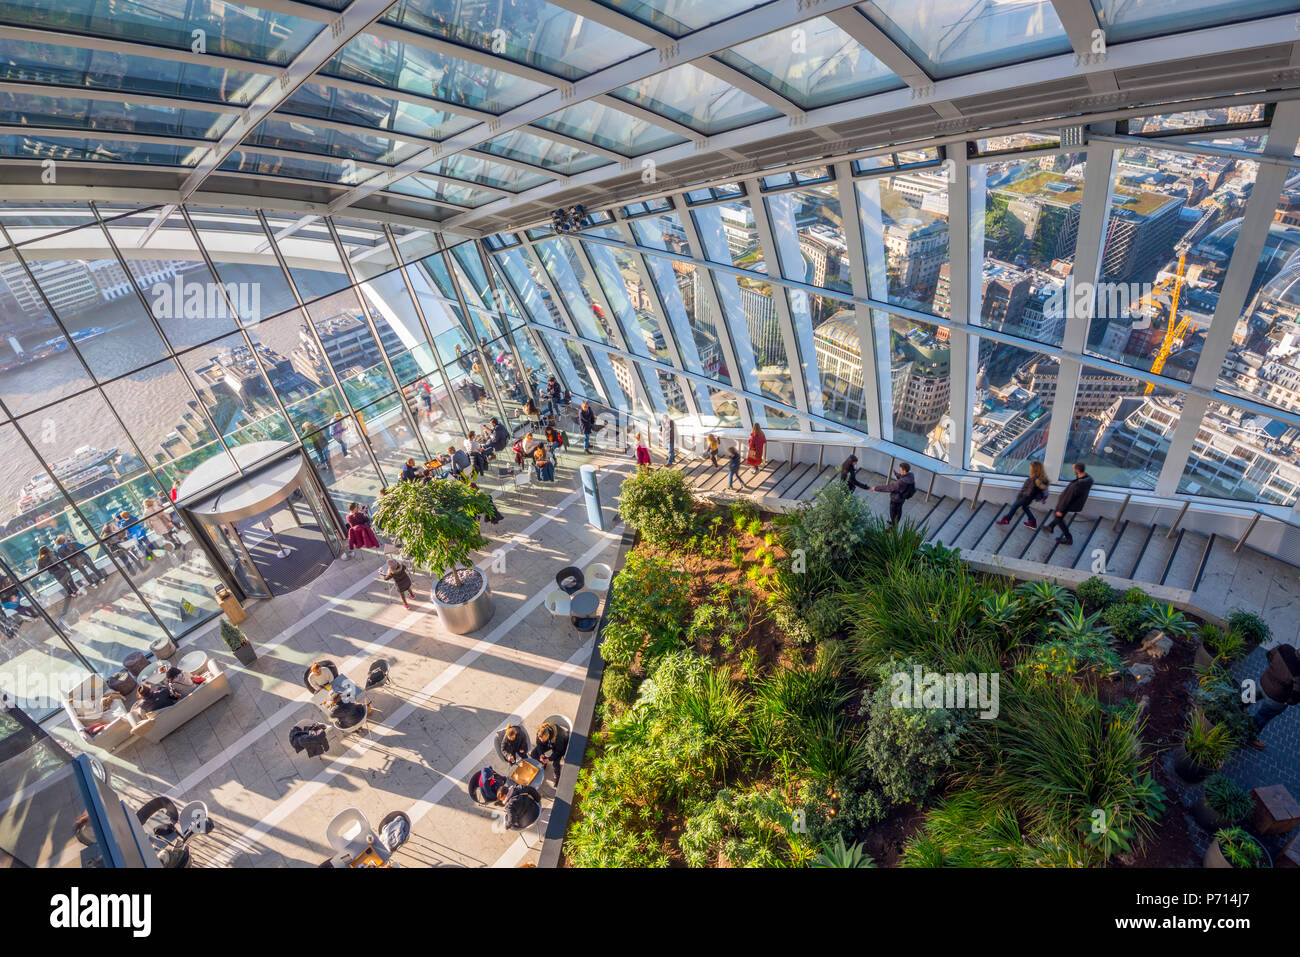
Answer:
[952,501,1003,551]
[925,499,967,542]
[1161,529,1212,589]
[1130,526,1179,585]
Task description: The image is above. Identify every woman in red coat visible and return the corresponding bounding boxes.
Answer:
[346,502,380,551]
[745,424,766,474]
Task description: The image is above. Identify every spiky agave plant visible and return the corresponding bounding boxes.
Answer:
[813,835,875,868]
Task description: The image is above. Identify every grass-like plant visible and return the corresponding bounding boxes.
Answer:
[1226,609,1270,648]
[1203,774,1253,826]
[1199,624,1246,661]
[1181,712,1233,770]
[372,478,491,588]
[1214,827,1267,868]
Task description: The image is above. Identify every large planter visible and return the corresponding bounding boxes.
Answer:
[1173,746,1213,784]
[433,567,493,635]
[1193,642,1215,670]
[1205,835,1272,869]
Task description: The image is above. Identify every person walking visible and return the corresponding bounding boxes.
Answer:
[307,425,330,470]
[169,482,180,503]
[727,445,743,489]
[37,545,79,602]
[346,503,380,552]
[144,499,183,550]
[1044,462,1093,546]
[545,376,563,419]
[873,462,916,526]
[635,432,651,469]
[707,433,720,468]
[100,518,144,573]
[1246,643,1300,750]
[331,412,348,459]
[378,557,415,610]
[660,413,676,467]
[839,454,865,491]
[579,401,596,453]
[745,423,766,477]
[995,460,1050,529]
[55,535,106,588]
[119,510,159,562]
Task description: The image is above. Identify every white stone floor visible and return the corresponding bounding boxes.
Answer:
[48,445,632,869]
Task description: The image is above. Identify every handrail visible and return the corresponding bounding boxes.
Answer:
[1113,493,1132,531]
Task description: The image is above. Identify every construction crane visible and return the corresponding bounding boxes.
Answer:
[1145,248,1189,394]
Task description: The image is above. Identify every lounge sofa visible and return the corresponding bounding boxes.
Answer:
[63,657,232,751]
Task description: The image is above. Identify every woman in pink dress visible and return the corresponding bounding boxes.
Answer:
[634,433,651,468]
[346,502,380,551]
[745,424,766,475]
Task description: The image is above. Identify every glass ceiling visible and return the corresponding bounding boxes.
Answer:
[0,0,1293,226]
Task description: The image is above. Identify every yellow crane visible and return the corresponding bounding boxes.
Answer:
[1145,249,1189,394]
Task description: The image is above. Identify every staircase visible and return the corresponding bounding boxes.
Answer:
[665,450,1298,637]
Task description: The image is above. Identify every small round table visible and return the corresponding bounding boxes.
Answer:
[177,650,209,676]
[569,589,599,631]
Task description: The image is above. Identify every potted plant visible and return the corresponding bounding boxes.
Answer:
[1194,623,1246,669]
[1173,712,1232,783]
[373,478,495,635]
[1205,826,1271,869]
[1193,774,1254,832]
[221,620,256,666]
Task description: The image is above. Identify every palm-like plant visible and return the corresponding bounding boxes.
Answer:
[1049,605,1113,643]
[1015,579,1073,620]
[1142,602,1195,640]
[813,835,875,868]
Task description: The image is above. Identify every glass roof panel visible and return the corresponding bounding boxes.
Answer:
[0,91,234,139]
[612,63,782,135]
[592,0,777,38]
[1092,0,1300,43]
[245,117,422,165]
[381,0,648,80]
[858,0,1072,80]
[0,133,204,166]
[715,16,904,109]
[385,176,497,208]
[0,0,324,66]
[0,38,273,105]
[475,132,611,174]
[219,149,382,186]
[277,82,477,141]
[323,32,550,114]
[532,100,688,155]
[424,154,552,192]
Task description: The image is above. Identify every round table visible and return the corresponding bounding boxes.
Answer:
[176,650,208,676]
[569,590,599,631]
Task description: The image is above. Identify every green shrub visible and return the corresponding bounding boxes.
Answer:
[1200,623,1246,661]
[1226,610,1270,647]
[959,673,1167,863]
[859,663,966,807]
[618,467,695,546]
[1191,665,1254,744]
[900,793,1082,868]
[1203,774,1253,826]
[1181,713,1233,770]
[1075,576,1118,612]
[599,665,636,722]
[730,498,759,529]
[680,786,814,867]
[1102,601,1147,643]
[806,592,845,642]
[785,479,877,571]
[1214,827,1267,868]
[598,553,689,671]
[1120,586,1150,606]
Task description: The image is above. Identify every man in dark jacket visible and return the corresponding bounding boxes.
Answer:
[545,376,563,418]
[530,720,570,785]
[1044,462,1093,546]
[488,417,509,452]
[873,463,915,525]
[839,454,864,492]
[578,401,596,453]
[497,784,541,830]
[1247,643,1300,749]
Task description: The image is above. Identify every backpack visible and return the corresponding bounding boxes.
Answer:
[477,766,499,800]
[901,478,917,500]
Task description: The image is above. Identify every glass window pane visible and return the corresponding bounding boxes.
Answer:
[859,159,950,315]
[279,81,478,141]
[970,340,1055,474]
[475,133,610,175]
[593,0,776,38]
[887,314,952,462]
[612,63,781,135]
[692,200,766,274]
[1178,403,1299,505]
[0,590,89,721]
[381,0,647,80]
[1066,365,1178,488]
[176,330,296,452]
[533,100,687,155]
[859,0,1071,80]
[245,116,420,165]
[716,17,903,109]
[812,308,871,432]
[186,207,299,323]
[0,248,95,415]
[1092,0,1300,43]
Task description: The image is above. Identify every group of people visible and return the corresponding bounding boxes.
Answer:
[469,718,571,830]
[639,422,768,491]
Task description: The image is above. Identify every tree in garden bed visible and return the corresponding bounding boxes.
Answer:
[372,479,492,591]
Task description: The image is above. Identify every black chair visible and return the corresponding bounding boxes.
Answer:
[376,809,411,854]
[555,566,584,594]
[303,659,339,692]
[364,659,390,690]
[505,787,542,831]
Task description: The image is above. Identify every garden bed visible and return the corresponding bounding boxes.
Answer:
[561,469,1271,868]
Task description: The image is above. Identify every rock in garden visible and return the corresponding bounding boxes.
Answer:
[1141,633,1174,658]
[1128,662,1156,682]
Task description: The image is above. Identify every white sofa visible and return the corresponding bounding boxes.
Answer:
[63,657,232,751]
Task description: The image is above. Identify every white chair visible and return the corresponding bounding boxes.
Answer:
[514,470,532,498]
[544,589,570,616]
[583,562,613,593]
[325,808,377,858]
